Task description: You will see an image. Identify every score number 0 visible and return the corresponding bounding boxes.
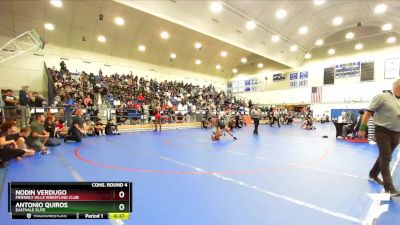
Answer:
[117,190,126,211]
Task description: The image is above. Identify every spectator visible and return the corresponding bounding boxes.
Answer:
[47,61,253,128]
[84,95,92,108]
[115,106,127,124]
[44,115,61,146]
[19,85,31,127]
[340,110,347,123]
[0,121,34,167]
[285,113,294,125]
[83,119,96,136]
[63,93,76,125]
[301,115,315,130]
[113,98,121,108]
[94,119,105,136]
[0,89,5,122]
[270,108,281,127]
[13,127,35,153]
[55,119,67,138]
[64,109,85,143]
[30,92,47,107]
[89,106,99,122]
[1,123,35,156]
[95,83,103,105]
[342,110,365,138]
[89,73,95,86]
[60,60,67,71]
[105,120,120,135]
[28,113,50,154]
[137,93,144,103]
[2,89,18,121]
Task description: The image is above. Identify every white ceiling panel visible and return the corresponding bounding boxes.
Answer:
[110,39,133,59]
[0,0,13,12]
[13,0,46,22]
[20,0,400,77]
[13,14,44,36]
[0,9,14,36]
[116,0,400,71]
[68,28,94,52]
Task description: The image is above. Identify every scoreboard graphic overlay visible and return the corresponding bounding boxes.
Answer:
[8,182,132,220]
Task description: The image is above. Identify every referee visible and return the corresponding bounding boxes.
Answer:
[250,104,261,135]
[359,79,400,197]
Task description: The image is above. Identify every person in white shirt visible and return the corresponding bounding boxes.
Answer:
[177,102,184,112]
[270,108,281,128]
[113,99,121,108]
[182,102,188,114]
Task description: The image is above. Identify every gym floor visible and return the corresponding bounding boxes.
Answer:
[0,123,399,225]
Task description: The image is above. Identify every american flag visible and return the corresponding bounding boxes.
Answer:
[311,86,322,103]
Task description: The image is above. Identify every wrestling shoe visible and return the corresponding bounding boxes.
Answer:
[389,189,400,197]
[368,176,383,185]
[40,149,51,155]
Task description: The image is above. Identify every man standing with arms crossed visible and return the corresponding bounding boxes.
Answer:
[250,104,261,135]
[359,79,400,197]
[19,85,31,127]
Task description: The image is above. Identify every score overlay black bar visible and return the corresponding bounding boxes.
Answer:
[12,212,131,219]
[9,182,132,220]
[12,212,113,219]
[10,182,130,188]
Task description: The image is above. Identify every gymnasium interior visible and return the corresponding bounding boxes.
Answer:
[1,1,400,225]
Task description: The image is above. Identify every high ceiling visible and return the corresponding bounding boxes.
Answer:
[225,0,400,49]
[0,0,289,78]
[119,0,400,70]
[0,0,399,78]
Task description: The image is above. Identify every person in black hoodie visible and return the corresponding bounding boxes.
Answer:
[105,120,120,135]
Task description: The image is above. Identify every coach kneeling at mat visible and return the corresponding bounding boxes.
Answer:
[64,109,86,143]
[359,79,400,197]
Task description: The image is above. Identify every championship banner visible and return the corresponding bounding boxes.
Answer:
[289,72,298,88]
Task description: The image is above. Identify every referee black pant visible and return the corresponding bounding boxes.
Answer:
[253,118,259,134]
[64,128,82,142]
[369,126,400,191]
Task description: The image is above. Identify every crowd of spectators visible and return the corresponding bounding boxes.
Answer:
[48,61,250,124]
[1,61,321,168]
[1,86,47,127]
[0,60,256,168]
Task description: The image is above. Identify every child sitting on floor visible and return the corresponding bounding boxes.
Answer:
[105,120,121,135]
